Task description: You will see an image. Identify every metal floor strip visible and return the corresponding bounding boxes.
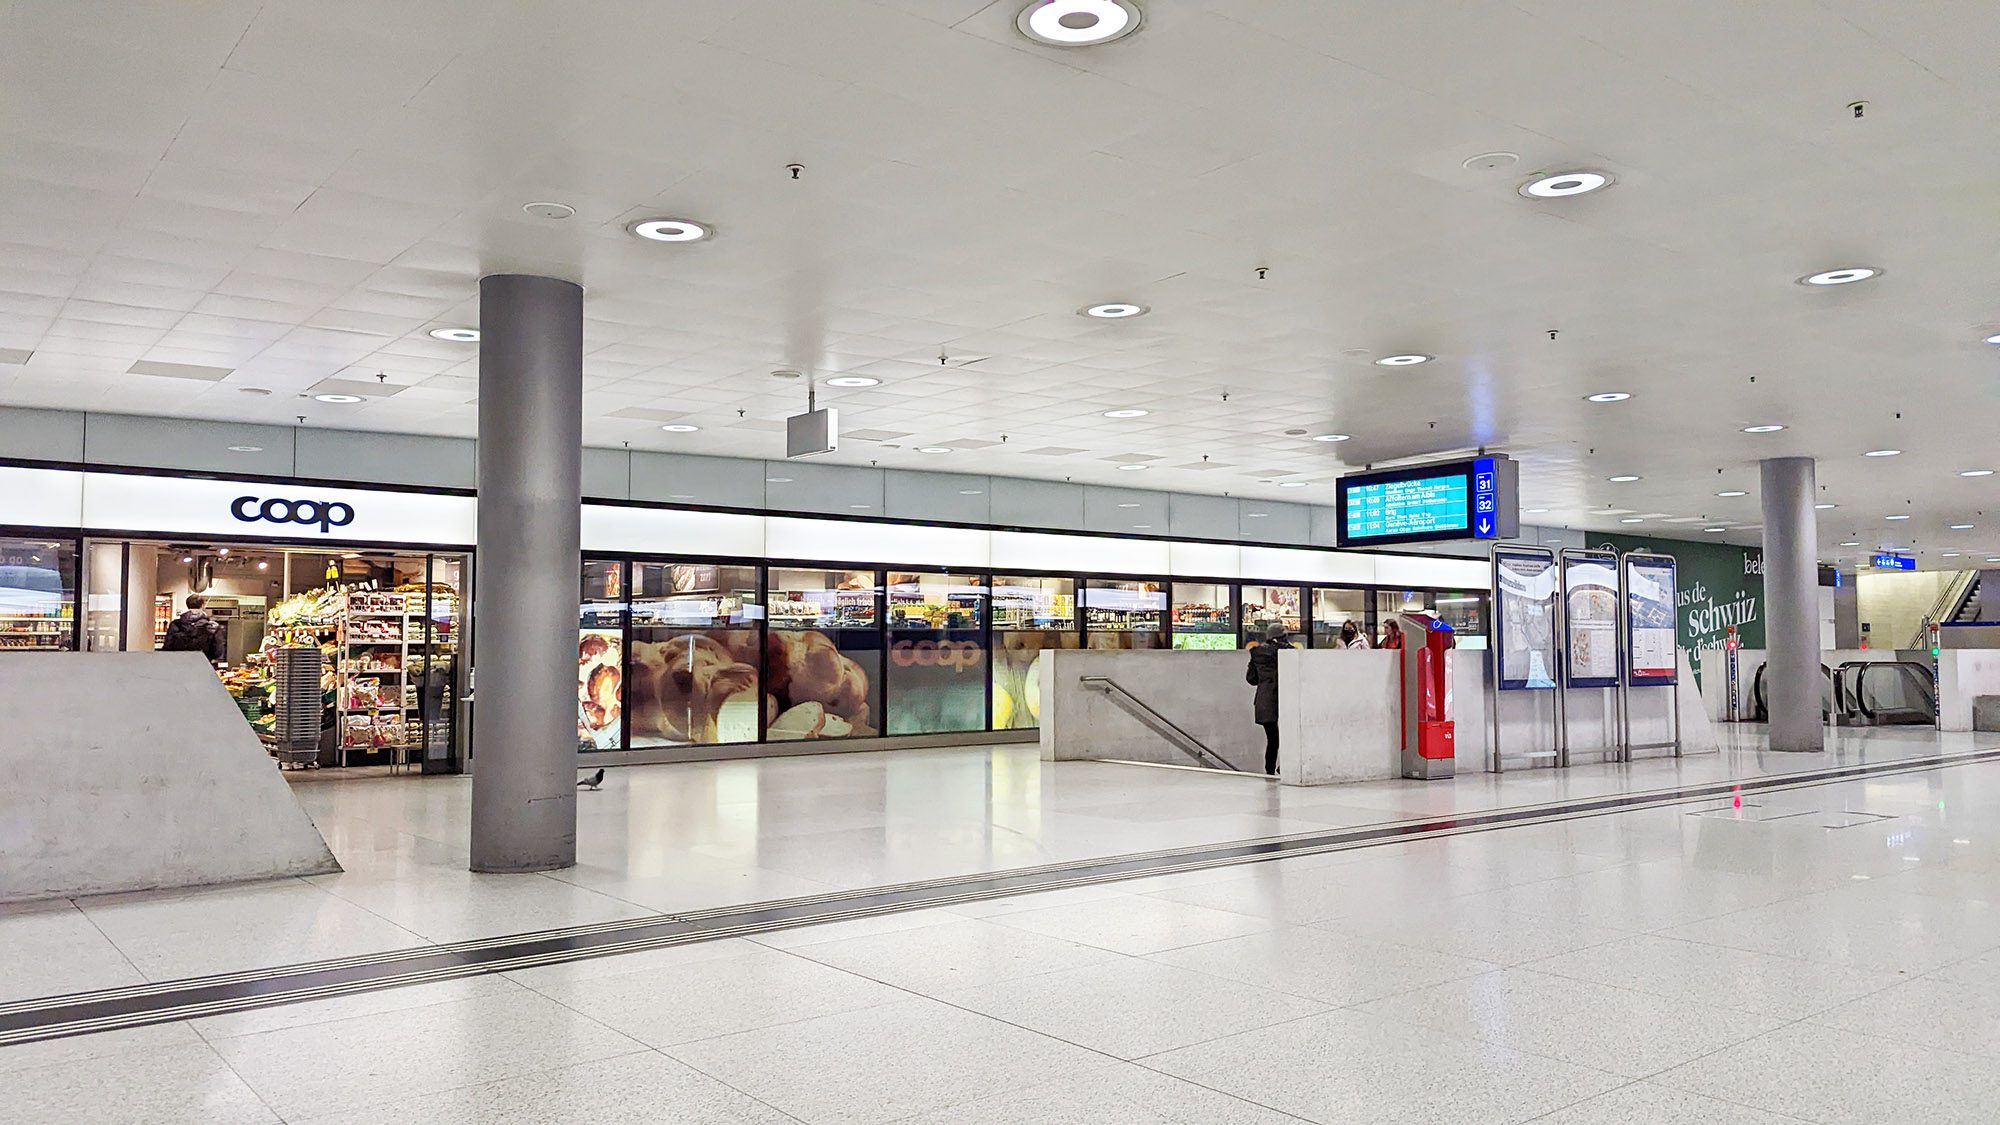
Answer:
[5,746,1997,1047]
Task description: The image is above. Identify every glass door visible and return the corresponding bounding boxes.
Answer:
[990,575,1075,730]
[1170,582,1234,649]
[1239,584,1303,647]
[0,536,78,651]
[766,568,882,740]
[886,571,988,735]
[628,562,763,748]
[578,560,627,752]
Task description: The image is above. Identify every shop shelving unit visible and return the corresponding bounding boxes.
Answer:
[0,610,74,650]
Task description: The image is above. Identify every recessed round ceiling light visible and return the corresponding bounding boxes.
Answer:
[1278,481,1309,488]
[1704,526,1728,533]
[959,489,984,495]
[1717,490,1747,497]
[522,201,575,220]
[1960,469,1995,477]
[1520,170,1613,198]
[627,218,711,242]
[1375,354,1431,367]
[1864,449,1901,457]
[1246,512,1268,518]
[1584,392,1631,403]
[1620,517,1645,523]
[1117,463,1148,471]
[660,423,700,433]
[1951,523,1976,530]
[428,327,480,342]
[1816,502,1837,509]
[1017,0,1142,47]
[1311,433,1351,443]
[849,503,872,509]
[1081,302,1148,319]
[226,445,262,453]
[825,375,879,388]
[1525,508,1549,514]
[1886,514,1911,520]
[918,446,952,454]
[1132,524,1153,529]
[314,393,364,403]
[238,387,271,396]
[1607,474,1642,483]
[1742,424,1786,433]
[1840,540,1861,546]
[1117,502,1140,508]
[1102,408,1150,418]
[765,476,793,483]
[1799,267,1880,286]
[1942,552,1962,558]
[1985,333,2000,345]
[1988,557,2000,563]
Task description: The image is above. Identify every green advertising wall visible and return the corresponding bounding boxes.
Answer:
[1593,533,1765,658]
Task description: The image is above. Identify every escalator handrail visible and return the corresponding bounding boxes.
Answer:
[1842,660,1937,722]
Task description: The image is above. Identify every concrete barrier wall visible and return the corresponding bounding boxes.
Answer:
[0,652,340,902]
[1038,649,1267,773]
[1039,646,1717,787]
[1938,650,2000,732]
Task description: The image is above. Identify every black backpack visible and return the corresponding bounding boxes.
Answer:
[162,612,220,656]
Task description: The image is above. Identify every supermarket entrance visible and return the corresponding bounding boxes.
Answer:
[81,538,469,772]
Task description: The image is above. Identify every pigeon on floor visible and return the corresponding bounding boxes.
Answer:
[577,767,605,790]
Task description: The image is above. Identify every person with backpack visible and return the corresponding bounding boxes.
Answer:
[161,593,226,664]
[1245,620,1291,776]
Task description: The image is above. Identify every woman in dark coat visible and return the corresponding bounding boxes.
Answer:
[1245,620,1291,775]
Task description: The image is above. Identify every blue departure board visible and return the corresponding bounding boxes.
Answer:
[1344,474,1470,540]
[1336,456,1518,547]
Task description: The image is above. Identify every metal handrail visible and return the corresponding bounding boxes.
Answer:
[1077,676,1239,772]
[1912,571,1980,647]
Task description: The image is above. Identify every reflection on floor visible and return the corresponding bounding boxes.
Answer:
[5,727,2000,1121]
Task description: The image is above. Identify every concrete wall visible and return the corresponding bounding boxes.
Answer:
[0,652,340,902]
[1277,649,1400,784]
[1938,650,2000,732]
[1041,645,1716,787]
[1038,649,1266,773]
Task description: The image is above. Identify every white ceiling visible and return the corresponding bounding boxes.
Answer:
[2,0,1999,570]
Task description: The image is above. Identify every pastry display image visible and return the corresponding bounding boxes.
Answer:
[763,629,876,739]
[627,633,760,744]
[992,634,1057,730]
[576,629,624,749]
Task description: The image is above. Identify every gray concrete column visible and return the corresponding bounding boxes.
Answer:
[470,274,583,872]
[1760,456,1824,752]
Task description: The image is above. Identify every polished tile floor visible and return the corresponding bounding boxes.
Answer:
[6,727,2000,1121]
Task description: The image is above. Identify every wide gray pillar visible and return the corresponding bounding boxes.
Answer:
[471,275,583,871]
[1760,456,1824,753]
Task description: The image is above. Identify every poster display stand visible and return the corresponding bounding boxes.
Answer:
[1619,550,1683,760]
[1488,545,1560,773]
[1557,547,1622,765]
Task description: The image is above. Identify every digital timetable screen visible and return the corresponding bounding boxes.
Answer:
[1342,473,1470,540]
[1335,456,1517,548]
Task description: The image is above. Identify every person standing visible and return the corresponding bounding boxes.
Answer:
[1245,620,1291,775]
[1339,620,1369,649]
[161,593,226,665]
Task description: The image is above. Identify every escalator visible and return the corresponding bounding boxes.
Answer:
[1835,661,1937,726]
[1753,662,1832,722]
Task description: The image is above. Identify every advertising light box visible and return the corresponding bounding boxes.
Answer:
[1336,456,1519,548]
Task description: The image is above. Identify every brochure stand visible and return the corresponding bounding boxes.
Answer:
[1488,544,1561,773]
[1618,550,1683,761]
[1556,547,1623,766]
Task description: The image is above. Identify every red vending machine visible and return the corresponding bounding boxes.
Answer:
[1392,612,1456,779]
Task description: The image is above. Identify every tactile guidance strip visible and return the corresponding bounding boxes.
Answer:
[5,746,1997,1047]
